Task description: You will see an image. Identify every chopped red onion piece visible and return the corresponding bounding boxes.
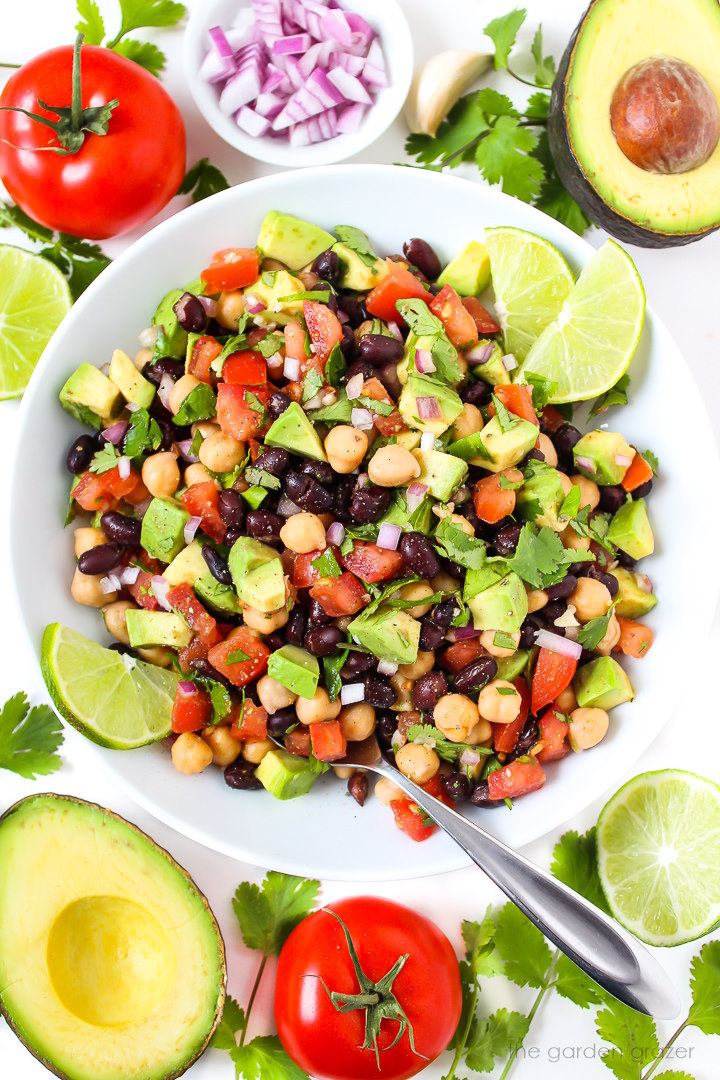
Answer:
[339,52,365,77]
[575,456,596,473]
[158,373,175,410]
[304,392,324,410]
[362,39,388,86]
[326,521,345,546]
[209,25,235,61]
[273,85,325,130]
[100,574,122,594]
[346,372,364,399]
[262,66,288,93]
[385,320,402,342]
[615,453,634,468]
[298,41,331,78]
[414,348,436,374]
[535,629,582,660]
[336,103,366,133]
[416,396,441,420]
[340,683,365,705]
[420,431,435,451]
[637,574,653,594]
[151,575,172,612]
[460,748,483,767]
[219,64,262,115]
[102,420,130,445]
[200,49,234,84]
[283,356,301,381]
[466,342,494,364]
[138,325,159,348]
[453,625,483,640]
[117,456,131,481]
[237,106,271,137]
[178,680,198,695]
[177,438,199,463]
[406,481,428,512]
[244,291,267,314]
[125,401,141,413]
[327,66,372,104]
[351,407,374,430]
[346,11,375,43]
[272,33,311,54]
[184,516,202,545]
[256,90,285,117]
[320,9,354,45]
[336,308,349,324]
[377,522,401,550]
[119,565,140,586]
[502,352,518,372]
[377,659,399,676]
[306,68,345,109]
[317,108,338,140]
[277,494,303,517]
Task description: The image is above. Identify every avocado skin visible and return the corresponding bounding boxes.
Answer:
[547,0,719,249]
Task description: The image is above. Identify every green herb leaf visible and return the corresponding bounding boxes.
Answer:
[245,466,281,491]
[475,88,519,118]
[559,485,581,522]
[210,319,253,375]
[323,649,349,702]
[334,224,378,268]
[550,827,611,913]
[116,0,185,37]
[278,290,331,303]
[494,902,553,988]
[89,442,120,474]
[530,25,556,87]
[524,372,557,411]
[302,369,324,403]
[189,428,203,458]
[173,382,217,425]
[484,7,527,69]
[244,391,268,425]
[111,38,166,75]
[687,940,720,1035]
[531,131,593,235]
[508,523,593,589]
[464,1009,531,1073]
[461,911,505,979]
[554,953,604,1009]
[493,632,517,651]
[577,607,614,650]
[492,394,519,433]
[396,299,463,385]
[124,407,162,459]
[323,342,346,388]
[311,548,342,578]
[434,518,487,570]
[0,692,64,779]
[232,871,320,956]
[595,997,658,1080]
[75,0,105,44]
[209,995,244,1050]
[405,723,492,765]
[396,298,442,338]
[496,686,517,696]
[226,648,252,665]
[208,681,233,725]
[590,373,630,417]
[230,1035,311,1080]
[475,116,544,203]
[310,389,393,423]
[257,333,284,359]
[644,449,659,474]
[178,158,230,203]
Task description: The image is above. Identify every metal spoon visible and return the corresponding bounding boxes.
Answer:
[274,734,680,1019]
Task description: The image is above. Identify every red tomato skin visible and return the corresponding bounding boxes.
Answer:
[531,649,578,715]
[171,684,211,733]
[230,700,268,741]
[165,583,220,648]
[274,897,462,1080]
[365,268,429,323]
[304,300,343,360]
[493,678,530,753]
[309,720,347,761]
[180,482,227,543]
[201,248,260,292]
[461,296,501,335]
[488,759,546,800]
[207,626,269,687]
[127,569,159,611]
[0,45,185,239]
[537,708,570,763]
[188,336,222,384]
[429,285,479,348]
[292,545,340,588]
[341,541,404,582]
[216,383,270,442]
[222,351,267,385]
[309,572,368,617]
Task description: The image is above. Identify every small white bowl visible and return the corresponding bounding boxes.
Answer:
[184,0,413,166]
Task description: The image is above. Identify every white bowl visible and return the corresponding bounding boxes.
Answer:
[11,165,720,880]
[183,0,413,166]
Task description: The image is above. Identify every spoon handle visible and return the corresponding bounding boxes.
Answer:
[377,763,679,1019]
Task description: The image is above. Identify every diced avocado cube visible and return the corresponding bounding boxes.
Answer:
[476,415,538,473]
[241,486,268,509]
[267,644,320,699]
[164,540,207,587]
[468,571,528,633]
[495,650,530,681]
[264,401,327,461]
[573,430,635,486]
[472,341,511,387]
[256,748,329,800]
[173,382,217,426]
[395,430,422,452]
[574,656,634,710]
[108,348,155,410]
[348,607,421,666]
[141,498,190,562]
[515,467,566,531]
[437,241,491,296]
[398,374,463,436]
[125,610,193,649]
[229,537,286,613]
[257,211,335,271]
[59,363,123,429]
[610,567,658,619]
[194,573,242,615]
[411,449,468,501]
[606,498,654,560]
[332,242,388,291]
[228,536,278,578]
[245,269,306,326]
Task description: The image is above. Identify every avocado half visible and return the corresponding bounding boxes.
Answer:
[0,794,226,1080]
[548,0,720,247]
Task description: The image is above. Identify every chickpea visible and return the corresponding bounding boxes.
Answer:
[333,765,354,779]
[280,513,326,554]
[452,402,484,441]
[465,717,493,745]
[398,650,435,681]
[202,726,242,767]
[569,707,610,751]
[243,605,289,635]
[396,581,435,619]
[368,445,421,487]
[434,693,479,742]
[537,433,558,467]
[324,425,369,474]
[395,742,440,785]
[134,347,152,372]
[570,475,600,511]
[354,319,374,341]
[103,599,135,645]
[191,420,220,439]
[137,646,173,667]
[215,290,246,331]
[555,685,578,714]
[477,680,522,724]
[595,612,621,656]
[171,732,213,775]
[375,776,404,805]
[257,674,297,713]
[389,673,414,712]
[339,704,376,742]
[142,452,180,498]
[74,527,106,558]
[480,630,520,658]
[570,577,612,623]
[556,472,573,496]
[527,588,549,613]
[168,373,201,416]
[71,567,115,607]
[296,687,341,725]
[261,257,286,272]
[242,738,274,764]
[199,431,246,474]
[184,462,219,488]
[561,526,591,552]
[431,570,461,593]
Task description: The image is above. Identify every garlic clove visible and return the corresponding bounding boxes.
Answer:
[404,50,493,137]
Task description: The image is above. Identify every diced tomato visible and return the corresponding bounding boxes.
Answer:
[490,384,539,426]
[494,678,530,753]
[249,438,263,462]
[537,708,570,763]
[207,626,270,687]
[309,572,369,617]
[201,247,260,293]
[216,383,270,442]
[188,335,222,384]
[366,266,429,323]
[72,472,114,512]
[123,478,151,506]
[473,470,519,524]
[180,482,227,543]
[103,466,141,499]
[127,569,160,610]
[178,636,209,673]
[283,320,308,360]
[621,452,652,492]
[309,720,347,762]
[439,638,486,673]
[292,545,339,588]
[285,728,311,757]
[222,351,267,386]
[616,617,654,658]
[429,285,479,348]
[531,648,578,715]
[541,405,565,432]
[389,775,452,842]
[341,541,404,583]
[166,583,221,648]
[360,377,407,435]
[304,299,343,361]
[230,700,269,741]
[461,296,501,335]
[171,682,211,734]
[487,759,546,801]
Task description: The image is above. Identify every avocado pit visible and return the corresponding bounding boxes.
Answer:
[610,56,720,174]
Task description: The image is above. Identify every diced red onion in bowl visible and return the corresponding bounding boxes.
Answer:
[416,396,441,420]
[420,431,435,451]
[277,494,303,517]
[326,521,345,546]
[575,456,596,473]
[117,456,131,481]
[406,482,428,512]
[466,342,494,364]
[151,575,172,612]
[184,516,202,545]
[197,295,218,317]
[377,522,401,550]
[283,356,301,381]
[346,372,364,399]
[351,407,374,430]
[377,658,399,676]
[615,453,634,468]
[414,348,436,375]
[237,107,271,137]
[534,628,582,660]
[340,683,365,705]
[178,680,199,696]
[385,320,402,342]
[102,420,130,445]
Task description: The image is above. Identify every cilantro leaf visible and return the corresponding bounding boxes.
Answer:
[595,996,658,1080]
[302,369,324,403]
[559,485,581,522]
[324,343,346,388]
[257,333,284,359]
[524,372,557,410]
[245,466,281,491]
[475,116,544,203]
[554,953,603,1009]
[310,389,393,422]
[230,1035,310,1080]
[525,91,550,121]
[116,0,185,36]
[590,373,630,417]
[0,693,64,779]
[311,548,342,578]
[577,607,614,650]
[551,827,611,914]
[173,382,217,425]
[484,8,527,69]
[461,911,505,980]
[405,723,492,765]
[323,649,349,702]
[90,442,120,474]
[508,523,593,589]
[475,88,519,119]
[334,224,378,268]
[209,995,245,1050]
[405,93,490,169]
[492,394,519,433]
[531,132,592,235]
[434,518,486,570]
[396,299,463,385]
[531,25,556,87]
[75,0,105,43]
[207,681,233,724]
[245,391,268,425]
[644,449,659,474]
[232,871,320,956]
[493,631,517,651]
[124,407,162,459]
[687,940,720,1034]
[226,648,252,665]
[279,289,331,303]
[112,38,166,75]
[210,319,252,375]
[178,158,230,203]
[397,298,442,338]
[494,902,553,988]
[464,1008,531,1073]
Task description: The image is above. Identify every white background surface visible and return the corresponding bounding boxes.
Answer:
[1,2,719,1077]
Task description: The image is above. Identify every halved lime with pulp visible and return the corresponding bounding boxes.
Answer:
[597,770,720,947]
[41,624,179,750]
[516,239,645,402]
[0,245,71,399]
[484,226,575,361]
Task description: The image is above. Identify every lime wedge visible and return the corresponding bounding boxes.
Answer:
[484,226,574,361]
[597,770,720,947]
[516,240,645,403]
[41,624,180,750]
[0,245,71,399]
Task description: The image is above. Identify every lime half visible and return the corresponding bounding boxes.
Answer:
[597,770,720,947]
[0,245,71,399]
[484,226,574,361]
[517,239,645,403]
[41,624,180,750]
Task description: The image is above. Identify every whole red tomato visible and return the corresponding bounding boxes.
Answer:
[274,896,462,1080]
[0,40,185,239]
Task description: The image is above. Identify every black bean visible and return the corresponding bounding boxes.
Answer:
[225,527,243,547]
[311,248,340,286]
[333,476,355,523]
[202,544,233,586]
[301,460,334,486]
[616,550,637,569]
[305,625,343,657]
[349,483,391,523]
[493,522,522,556]
[308,599,331,625]
[340,323,356,357]
[155,415,177,451]
[471,781,499,807]
[265,631,286,650]
[268,391,292,419]
[442,772,473,802]
[345,357,374,382]
[431,597,461,629]
[337,294,368,328]
[598,484,626,514]
[188,658,235,692]
[520,614,543,649]
[224,761,262,790]
[419,619,445,651]
[341,650,377,677]
[255,448,290,476]
[315,282,338,313]
[412,671,448,711]
[358,334,404,365]
[66,433,96,474]
[523,448,545,464]
[462,381,491,406]
[363,676,397,709]
[454,655,498,694]
[376,362,402,401]
[267,707,297,737]
[284,471,333,514]
[403,238,442,281]
[553,423,582,465]
[173,292,208,333]
[100,511,142,547]
[108,642,136,656]
[376,710,398,749]
[545,574,577,601]
[400,532,441,579]
[633,479,652,499]
[543,600,566,625]
[142,357,183,385]
[286,607,307,647]
[77,543,122,576]
[245,510,283,542]
[513,719,540,758]
[348,773,369,806]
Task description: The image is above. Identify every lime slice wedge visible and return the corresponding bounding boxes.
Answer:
[41,624,180,750]
[516,239,645,403]
[484,226,574,361]
[597,770,720,946]
[0,245,71,400]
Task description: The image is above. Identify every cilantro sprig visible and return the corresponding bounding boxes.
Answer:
[507,523,593,589]
[74,0,186,77]
[178,158,230,204]
[334,224,379,268]
[0,692,64,779]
